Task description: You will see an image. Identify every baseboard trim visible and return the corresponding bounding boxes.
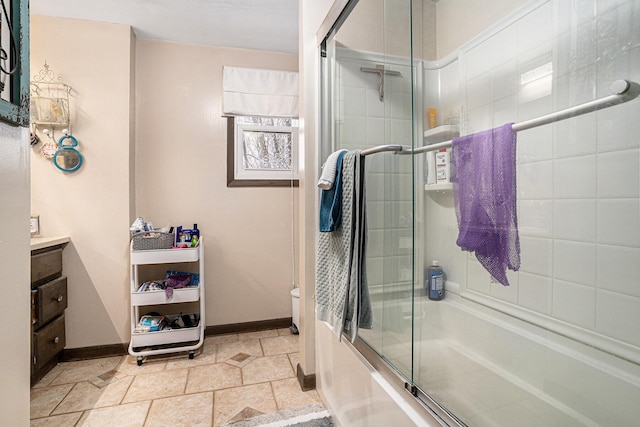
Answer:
[61,343,128,362]
[61,317,293,362]
[205,317,292,336]
[296,363,316,391]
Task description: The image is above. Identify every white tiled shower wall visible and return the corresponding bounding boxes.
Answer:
[335,51,415,293]
[425,0,640,352]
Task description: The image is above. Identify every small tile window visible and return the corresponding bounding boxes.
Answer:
[227,116,299,187]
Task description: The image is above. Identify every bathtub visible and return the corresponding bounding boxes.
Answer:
[413,293,640,426]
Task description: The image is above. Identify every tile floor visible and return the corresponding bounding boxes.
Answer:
[31,328,323,427]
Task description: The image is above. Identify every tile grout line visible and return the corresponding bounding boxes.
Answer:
[119,364,137,407]
[143,399,153,427]
[211,389,216,427]
[269,380,280,411]
[45,381,77,419]
[73,410,84,426]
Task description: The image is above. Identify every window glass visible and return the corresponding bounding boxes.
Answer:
[227,116,299,187]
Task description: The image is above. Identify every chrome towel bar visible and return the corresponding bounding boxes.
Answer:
[359,79,640,156]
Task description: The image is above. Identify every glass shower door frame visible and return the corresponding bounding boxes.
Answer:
[318,1,462,425]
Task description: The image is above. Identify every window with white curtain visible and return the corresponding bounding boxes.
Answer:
[223,66,299,187]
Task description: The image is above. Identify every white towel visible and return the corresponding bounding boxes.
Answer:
[317,149,348,189]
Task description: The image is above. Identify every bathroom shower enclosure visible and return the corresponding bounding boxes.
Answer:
[319,0,640,425]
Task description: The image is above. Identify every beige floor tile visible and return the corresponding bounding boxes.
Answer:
[145,391,213,427]
[186,363,242,394]
[52,376,134,415]
[165,344,217,370]
[51,357,124,386]
[271,378,322,410]
[122,368,189,404]
[213,383,276,427]
[116,355,168,376]
[204,333,238,347]
[238,330,278,341]
[242,354,295,385]
[77,401,150,427]
[32,364,65,389]
[30,384,73,419]
[30,412,82,427]
[277,328,294,336]
[216,339,263,363]
[261,334,298,356]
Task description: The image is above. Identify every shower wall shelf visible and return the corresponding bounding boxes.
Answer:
[424,126,458,192]
[423,124,459,144]
[424,183,452,192]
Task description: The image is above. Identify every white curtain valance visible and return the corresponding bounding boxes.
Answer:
[222,66,299,117]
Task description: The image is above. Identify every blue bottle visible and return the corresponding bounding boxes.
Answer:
[427,260,444,300]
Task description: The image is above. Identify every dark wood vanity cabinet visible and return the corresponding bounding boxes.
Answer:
[31,244,68,384]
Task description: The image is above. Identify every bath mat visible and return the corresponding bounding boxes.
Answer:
[222,404,333,427]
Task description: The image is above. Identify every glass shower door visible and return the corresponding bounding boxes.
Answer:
[321,0,418,381]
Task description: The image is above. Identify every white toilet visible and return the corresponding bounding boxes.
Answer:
[290,287,300,334]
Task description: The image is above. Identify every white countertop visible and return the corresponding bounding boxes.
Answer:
[30,236,70,251]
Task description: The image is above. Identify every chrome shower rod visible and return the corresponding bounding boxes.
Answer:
[360,79,640,156]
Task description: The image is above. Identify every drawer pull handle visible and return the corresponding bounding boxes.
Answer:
[53,337,59,344]
[56,295,64,302]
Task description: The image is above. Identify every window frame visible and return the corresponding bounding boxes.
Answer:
[226,116,299,187]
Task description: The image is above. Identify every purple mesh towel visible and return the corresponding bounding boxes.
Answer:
[451,123,520,286]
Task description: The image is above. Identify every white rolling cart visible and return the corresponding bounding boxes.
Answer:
[128,238,205,365]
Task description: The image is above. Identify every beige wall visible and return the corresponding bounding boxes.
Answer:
[31,16,300,348]
[435,0,529,57]
[333,0,426,59]
[30,16,135,347]
[0,125,31,425]
[135,40,298,326]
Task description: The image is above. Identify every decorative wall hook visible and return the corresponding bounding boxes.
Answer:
[30,63,76,164]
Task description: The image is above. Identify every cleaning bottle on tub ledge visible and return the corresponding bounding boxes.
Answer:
[427,260,445,300]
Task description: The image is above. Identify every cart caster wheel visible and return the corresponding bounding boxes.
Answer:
[188,351,195,360]
[137,357,143,366]
[289,325,299,335]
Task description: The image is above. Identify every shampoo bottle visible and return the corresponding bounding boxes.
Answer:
[191,224,200,246]
[427,260,444,300]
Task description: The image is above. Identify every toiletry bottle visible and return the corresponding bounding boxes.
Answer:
[427,260,444,300]
[426,151,436,185]
[435,148,450,183]
[191,224,200,246]
[175,226,182,246]
[428,108,437,128]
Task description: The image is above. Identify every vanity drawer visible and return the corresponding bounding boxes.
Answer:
[33,314,65,371]
[35,276,68,327]
[31,248,63,286]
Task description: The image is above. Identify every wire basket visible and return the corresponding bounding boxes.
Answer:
[131,231,175,251]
